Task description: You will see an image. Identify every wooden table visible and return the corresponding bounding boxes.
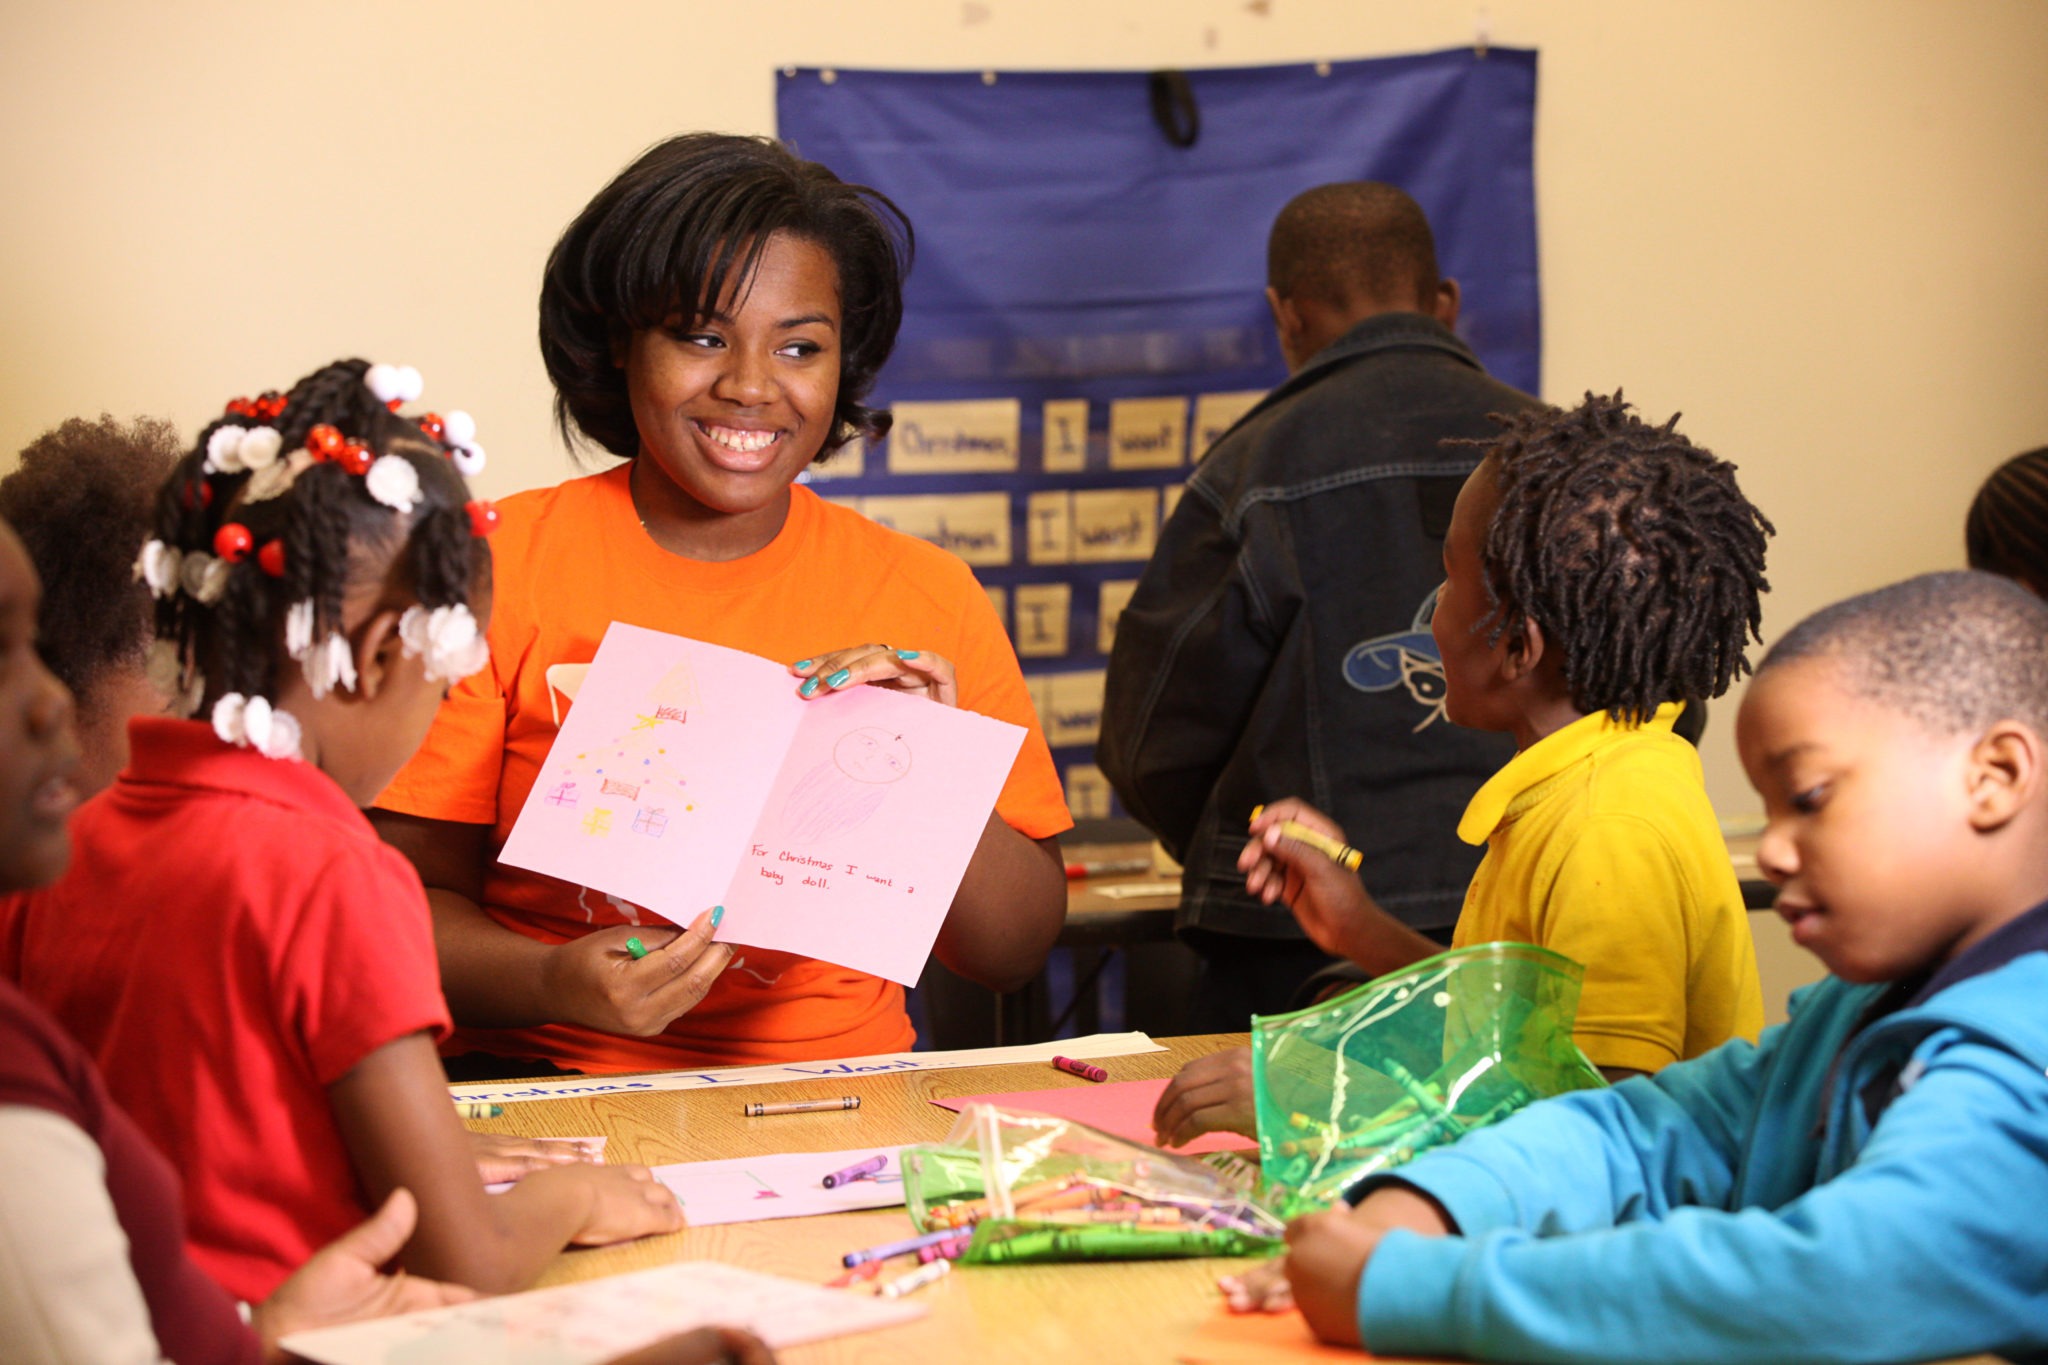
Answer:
[468,1032,2003,1365]
[469,1033,1305,1364]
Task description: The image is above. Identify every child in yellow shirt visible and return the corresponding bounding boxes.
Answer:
[1157,392,1772,1142]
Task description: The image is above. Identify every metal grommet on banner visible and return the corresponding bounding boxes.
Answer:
[821,69,838,85]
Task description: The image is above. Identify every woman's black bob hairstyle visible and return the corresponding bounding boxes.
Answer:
[538,132,913,463]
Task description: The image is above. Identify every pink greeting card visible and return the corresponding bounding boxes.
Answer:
[498,624,1024,985]
[932,1078,1259,1155]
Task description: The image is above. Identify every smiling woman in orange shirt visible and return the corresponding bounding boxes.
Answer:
[373,134,1071,1077]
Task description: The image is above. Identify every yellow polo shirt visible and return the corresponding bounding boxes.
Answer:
[1452,703,1763,1073]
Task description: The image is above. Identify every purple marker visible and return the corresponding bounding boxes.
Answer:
[842,1227,957,1268]
[822,1153,889,1189]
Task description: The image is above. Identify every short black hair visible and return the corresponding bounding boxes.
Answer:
[1760,570,2048,737]
[0,415,180,704]
[538,132,913,462]
[153,358,490,707]
[1965,446,2048,593]
[1266,182,1439,309]
[1475,391,1774,721]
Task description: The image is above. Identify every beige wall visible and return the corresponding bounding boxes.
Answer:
[5,0,2047,832]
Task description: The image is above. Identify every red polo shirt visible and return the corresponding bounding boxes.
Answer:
[0,718,449,1301]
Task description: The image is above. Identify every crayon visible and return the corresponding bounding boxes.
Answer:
[843,1227,958,1268]
[916,1234,972,1263]
[826,1258,885,1289]
[454,1102,503,1119]
[1249,804,1364,871]
[1064,857,1152,879]
[876,1258,951,1299]
[744,1096,861,1116]
[1052,1055,1108,1082]
[822,1154,889,1188]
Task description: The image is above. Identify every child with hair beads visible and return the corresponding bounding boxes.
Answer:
[372,133,1071,1078]
[1271,571,2048,1363]
[0,359,682,1303]
[1156,393,1770,1144]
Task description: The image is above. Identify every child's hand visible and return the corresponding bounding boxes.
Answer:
[790,645,958,707]
[567,1164,685,1246]
[543,909,732,1037]
[1353,1183,1456,1237]
[1152,1046,1257,1147]
[250,1189,475,1357]
[469,1131,604,1185]
[1281,1208,1383,1347]
[1217,1256,1294,1313]
[605,1326,778,1365]
[1238,800,1374,961]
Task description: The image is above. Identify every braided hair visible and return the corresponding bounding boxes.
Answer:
[1965,446,2048,595]
[150,358,490,711]
[1472,392,1773,722]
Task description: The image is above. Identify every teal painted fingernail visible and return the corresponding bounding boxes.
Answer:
[792,659,814,670]
[625,936,649,960]
[800,676,820,698]
[895,649,920,660]
[711,904,725,929]
[826,668,851,688]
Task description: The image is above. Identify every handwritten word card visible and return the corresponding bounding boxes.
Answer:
[500,624,1024,984]
[281,1260,924,1365]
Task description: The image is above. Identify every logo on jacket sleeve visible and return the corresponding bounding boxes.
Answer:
[1342,588,1449,731]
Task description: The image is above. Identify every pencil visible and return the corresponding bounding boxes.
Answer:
[1249,804,1363,871]
[454,1101,503,1119]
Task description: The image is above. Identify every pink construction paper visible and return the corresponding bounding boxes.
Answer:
[500,624,1023,984]
[932,1077,1258,1155]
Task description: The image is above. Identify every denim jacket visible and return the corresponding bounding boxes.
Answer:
[1097,311,1539,940]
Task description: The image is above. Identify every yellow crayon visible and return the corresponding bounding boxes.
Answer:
[1249,805,1364,871]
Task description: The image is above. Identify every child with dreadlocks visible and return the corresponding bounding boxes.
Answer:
[0,359,681,1304]
[1155,392,1771,1147]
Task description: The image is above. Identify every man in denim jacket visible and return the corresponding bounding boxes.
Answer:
[1099,183,1541,1030]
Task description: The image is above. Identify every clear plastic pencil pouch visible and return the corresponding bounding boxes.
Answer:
[1252,941,1606,1209]
[898,1104,1285,1264]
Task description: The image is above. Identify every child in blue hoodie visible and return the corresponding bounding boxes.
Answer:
[1261,570,2048,1364]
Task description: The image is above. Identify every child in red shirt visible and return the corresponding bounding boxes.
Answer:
[0,359,682,1302]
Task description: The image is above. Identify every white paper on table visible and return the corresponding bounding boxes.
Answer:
[447,1031,1167,1105]
[498,624,1024,985]
[655,1145,906,1227]
[281,1260,924,1365]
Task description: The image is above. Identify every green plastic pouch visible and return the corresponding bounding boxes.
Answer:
[898,1102,1285,1264]
[1252,941,1605,1208]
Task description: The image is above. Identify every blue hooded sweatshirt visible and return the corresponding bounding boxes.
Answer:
[1357,950,2048,1363]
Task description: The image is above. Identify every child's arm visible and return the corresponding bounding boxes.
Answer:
[1239,799,1443,976]
[329,1033,683,1293]
[371,812,733,1035]
[1352,1037,2048,1363]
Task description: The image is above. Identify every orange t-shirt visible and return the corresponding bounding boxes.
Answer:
[379,466,1070,1072]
